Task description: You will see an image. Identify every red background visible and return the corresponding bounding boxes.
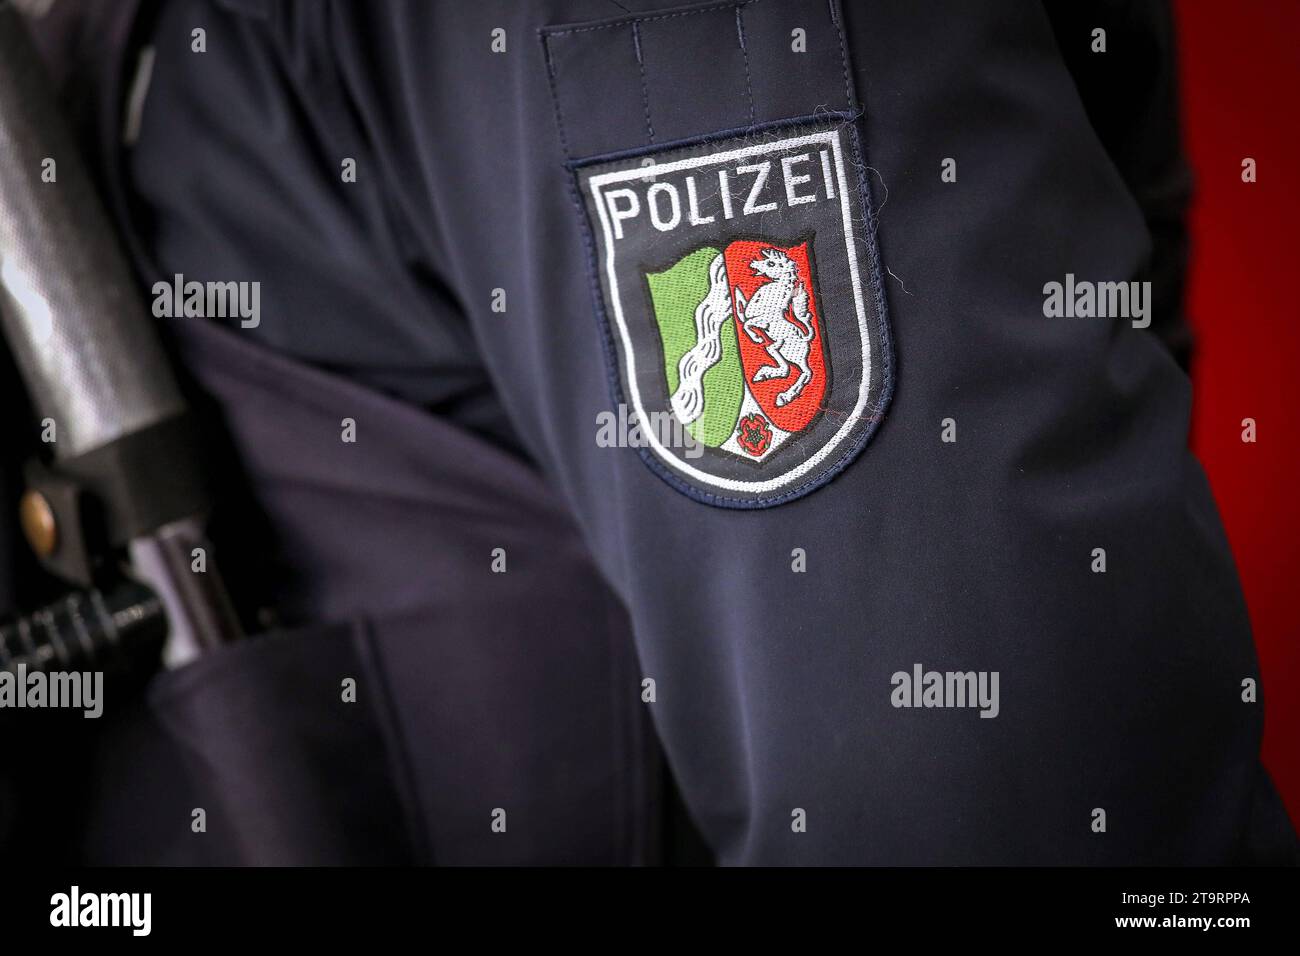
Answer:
[1176,0,1298,826]
[726,240,827,432]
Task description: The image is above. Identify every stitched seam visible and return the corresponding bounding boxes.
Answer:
[735,5,755,126]
[544,0,844,158]
[571,113,832,171]
[540,32,573,162]
[830,0,858,114]
[542,0,763,37]
[546,0,854,164]
[631,22,655,143]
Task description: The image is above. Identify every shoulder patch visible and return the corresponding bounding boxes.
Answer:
[574,115,893,508]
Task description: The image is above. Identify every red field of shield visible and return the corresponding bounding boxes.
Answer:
[724,239,827,434]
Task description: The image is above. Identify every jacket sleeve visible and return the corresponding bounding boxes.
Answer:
[324,0,1294,864]
[1043,0,1194,369]
[12,0,1289,866]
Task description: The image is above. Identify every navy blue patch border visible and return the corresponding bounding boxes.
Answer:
[565,113,894,509]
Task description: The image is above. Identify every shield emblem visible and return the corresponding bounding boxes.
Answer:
[646,239,827,463]
[576,116,893,507]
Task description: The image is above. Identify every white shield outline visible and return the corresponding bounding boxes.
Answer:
[587,127,873,495]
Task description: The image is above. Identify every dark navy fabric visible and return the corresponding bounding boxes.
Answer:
[2,0,1294,865]
[4,308,665,866]
[173,313,665,864]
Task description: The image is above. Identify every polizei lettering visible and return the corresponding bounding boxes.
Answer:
[602,150,838,240]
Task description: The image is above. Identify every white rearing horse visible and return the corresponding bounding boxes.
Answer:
[734,248,814,408]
